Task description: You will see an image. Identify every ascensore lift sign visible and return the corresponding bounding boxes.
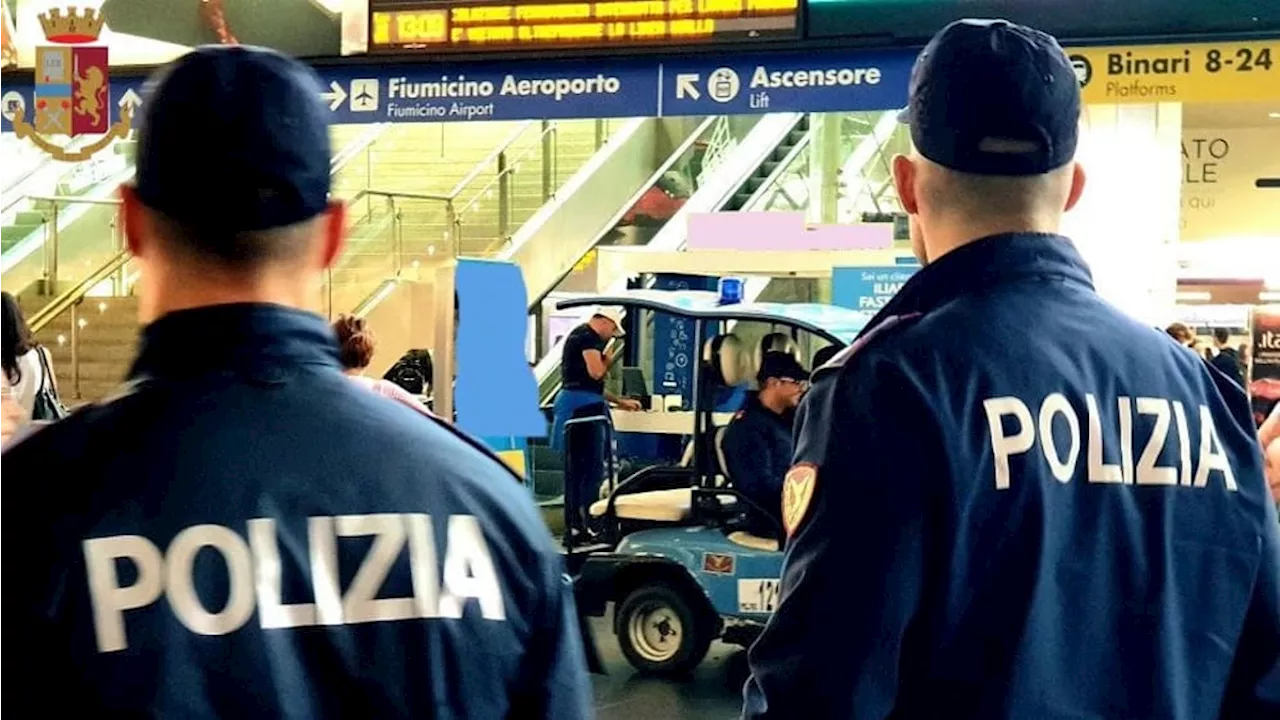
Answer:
[1067,40,1280,104]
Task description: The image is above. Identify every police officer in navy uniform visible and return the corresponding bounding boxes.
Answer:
[2,47,591,718]
[722,351,809,538]
[744,20,1280,719]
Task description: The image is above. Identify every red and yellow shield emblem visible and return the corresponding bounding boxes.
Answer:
[781,462,818,537]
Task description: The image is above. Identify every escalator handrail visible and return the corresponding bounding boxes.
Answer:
[517,115,720,314]
[29,250,132,333]
[533,113,808,400]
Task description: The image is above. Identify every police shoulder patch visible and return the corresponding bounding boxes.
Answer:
[782,462,818,537]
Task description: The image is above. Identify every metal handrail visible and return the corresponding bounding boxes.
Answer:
[447,121,536,199]
[29,250,131,333]
[454,122,557,215]
[519,115,720,313]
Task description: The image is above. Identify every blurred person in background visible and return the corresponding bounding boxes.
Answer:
[1165,321,1194,347]
[2,290,62,419]
[1211,326,1245,388]
[2,46,589,718]
[332,314,432,413]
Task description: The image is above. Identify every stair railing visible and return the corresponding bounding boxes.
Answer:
[28,249,131,399]
[339,119,585,319]
[17,125,396,399]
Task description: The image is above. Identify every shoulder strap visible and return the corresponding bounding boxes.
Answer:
[35,346,54,393]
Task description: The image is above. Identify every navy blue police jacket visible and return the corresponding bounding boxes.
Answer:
[722,393,792,537]
[1,304,591,719]
[743,234,1280,719]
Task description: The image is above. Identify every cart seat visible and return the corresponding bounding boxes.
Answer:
[727,530,779,553]
[588,487,738,522]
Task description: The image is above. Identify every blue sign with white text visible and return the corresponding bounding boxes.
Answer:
[320,59,661,124]
[2,47,921,133]
[659,49,913,117]
[832,266,917,312]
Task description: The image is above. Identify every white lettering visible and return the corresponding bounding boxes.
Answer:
[83,514,504,654]
[84,535,165,653]
[165,525,255,637]
[1135,398,1176,486]
[1087,393,1124,484]
[984,397,1035,490]
[1194,405,1238,491]
[749,65,882,90]
[1173,401,1193,486]
[438,515,507,620]
[980,393,1237,496]
[337,514,417,624]
[1037,393,1080,482]
[1118,397,1135,484]
[406,513,441,618]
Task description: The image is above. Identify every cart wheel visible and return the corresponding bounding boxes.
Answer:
[615,584,713,677]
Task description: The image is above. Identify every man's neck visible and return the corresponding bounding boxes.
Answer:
[142,263,315,322]
[924,215,1061,264]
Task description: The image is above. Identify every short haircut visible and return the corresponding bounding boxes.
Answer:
[922,159,1072,219]
[1213,327,1230,344]
[149,207,319,268]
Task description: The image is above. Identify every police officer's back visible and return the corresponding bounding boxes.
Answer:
[744,20,1279,719]
[2,47,590,718]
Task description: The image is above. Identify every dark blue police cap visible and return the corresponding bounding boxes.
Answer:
[758,352,809,383]
[901,19,1080,176]
[135,46,331,232]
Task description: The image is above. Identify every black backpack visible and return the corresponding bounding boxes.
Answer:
[31,347,68,421]
[383,349,433,396]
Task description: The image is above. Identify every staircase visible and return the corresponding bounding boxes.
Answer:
[27,295,141,404]
[325,120,609,315]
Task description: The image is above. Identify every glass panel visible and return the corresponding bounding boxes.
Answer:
[452,119,627,259]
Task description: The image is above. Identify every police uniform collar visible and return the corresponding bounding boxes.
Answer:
[869,233,1092,329]
[129,303,341,379]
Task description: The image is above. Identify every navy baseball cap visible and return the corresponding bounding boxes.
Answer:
[758,352,809,384]
[900,19,1080,176]
[134,46,331,233]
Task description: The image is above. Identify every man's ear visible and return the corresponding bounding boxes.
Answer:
[120,186,148,258]
[1063,162,1087,212]
[320,201,347,269]
[891,155,920,215]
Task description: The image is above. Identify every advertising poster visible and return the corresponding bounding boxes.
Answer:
[1250,305,1280,427]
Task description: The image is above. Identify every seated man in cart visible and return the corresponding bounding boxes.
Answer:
[721,352,810,539]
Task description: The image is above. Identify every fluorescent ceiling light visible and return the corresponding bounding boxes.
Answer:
[1176,291,1212,301]
[1260,292,1280,302]
[1270,112,1280,119]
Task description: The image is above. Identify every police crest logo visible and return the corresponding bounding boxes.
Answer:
[702,552,735,575]
[6,6,138,163]
[782,462,818,537]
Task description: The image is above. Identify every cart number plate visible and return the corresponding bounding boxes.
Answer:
[737,579,781,614]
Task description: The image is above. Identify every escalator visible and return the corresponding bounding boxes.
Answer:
[527,113,813,405]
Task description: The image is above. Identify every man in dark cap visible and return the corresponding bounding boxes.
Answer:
[2,46,590,718]
[721,351,809,539]
[744,19,1278,718]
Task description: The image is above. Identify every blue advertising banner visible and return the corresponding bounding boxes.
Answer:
[2,47,921,132]
[659,48,912,117]
[832,265,917,312]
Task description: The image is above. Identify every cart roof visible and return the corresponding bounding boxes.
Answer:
[556,290,873,345]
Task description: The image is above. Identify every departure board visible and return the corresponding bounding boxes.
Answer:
[368,0,800,53]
